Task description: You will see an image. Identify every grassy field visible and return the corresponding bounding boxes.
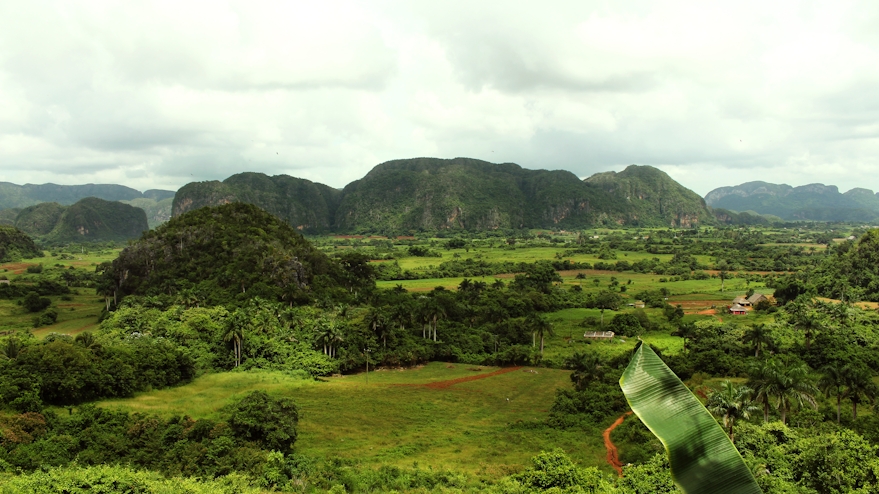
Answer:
[98,364,613,477]
[0,249,112,338]
[379,266,768,302]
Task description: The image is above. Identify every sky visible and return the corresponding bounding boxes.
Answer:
[1,0,878,197]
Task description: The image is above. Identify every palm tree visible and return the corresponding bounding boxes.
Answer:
[223,322,245,368]
[742,324,773,358]
[314,318,345,358]
[819,363,847,424]
[365,307,391,348]
[785,298,822,350]
[2,337,22,360]
[843,365,878,421]
[747,360,778,423]
[527,314,554,355]
[565,352,603,390]
[74,331,99,349]
[774,363,818,425]
[706,381,759,443]
[716,260,730,292]
[422,297,445,342]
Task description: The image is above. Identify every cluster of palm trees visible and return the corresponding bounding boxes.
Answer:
[706,358,878,443]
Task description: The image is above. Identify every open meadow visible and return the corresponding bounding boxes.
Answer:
[97,363,614,478]
[0,249,113,337]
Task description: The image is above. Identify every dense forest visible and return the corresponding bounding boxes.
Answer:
[173,158,717,233]
[2,203,879,492]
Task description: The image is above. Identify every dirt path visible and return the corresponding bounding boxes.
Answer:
[424,366,523,389]
[603,411,633,477]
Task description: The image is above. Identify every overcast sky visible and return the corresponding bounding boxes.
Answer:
[1,0,878,197]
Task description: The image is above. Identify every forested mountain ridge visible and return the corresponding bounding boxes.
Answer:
[705,181,879,222]
[172,172,343,231]
[0,181,174,209]
[0,225,43,262]
[173,158,715,231]
[14,197,148,242]
[582,165,713,228]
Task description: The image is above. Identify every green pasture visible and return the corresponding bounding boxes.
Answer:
[98,364,612,476]
[0,250,110,337]
[0,292,103,337]
[378,267,769,301]
[0,249,120,279]
[391,245,683,272]
[540,308,686,364]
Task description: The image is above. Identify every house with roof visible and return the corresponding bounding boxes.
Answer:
[747,293,770,306]
[728,304,747,315]
[732,296,751,307]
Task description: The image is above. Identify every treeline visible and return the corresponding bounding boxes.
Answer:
[0,391,298,481]
[772,228,879,302]
[1,332,194,410]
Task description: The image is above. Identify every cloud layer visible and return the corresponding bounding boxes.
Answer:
[1,0,878,196]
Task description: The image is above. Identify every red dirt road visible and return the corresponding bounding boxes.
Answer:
[424,366,523,389]
[604,411,633,477]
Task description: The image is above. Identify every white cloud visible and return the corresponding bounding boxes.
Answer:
[0,0,877,198]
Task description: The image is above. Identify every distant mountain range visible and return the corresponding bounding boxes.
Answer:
[0,182,174,209]
[3,161,879,242]
[173,158,714,232]
[14,198,148,243]
[705,181,879,222]
[0,183,174,233]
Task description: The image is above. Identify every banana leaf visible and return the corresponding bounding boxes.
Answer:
[620,343,762,493]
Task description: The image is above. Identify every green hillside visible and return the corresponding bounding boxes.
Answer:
[173,172,342,232]
[583,165,714,227]
[15,202,66,236]
[46,197,149,242]
[0,208,21,226]
[173,158,714,231]
[0,225,43,262]
[106,202,351,305]
[121,197,173,229]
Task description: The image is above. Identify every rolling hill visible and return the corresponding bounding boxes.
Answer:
[173,158,715,231]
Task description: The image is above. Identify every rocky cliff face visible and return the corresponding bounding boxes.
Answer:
[173,173,342,232]
[172,158,714,231]
[583,165,714,228]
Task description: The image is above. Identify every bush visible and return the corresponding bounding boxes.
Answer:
[33,308,58,328]
[23,292,51,312]
[227,391,299,454]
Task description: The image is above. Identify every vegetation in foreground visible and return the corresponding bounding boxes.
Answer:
[3,208,879,492]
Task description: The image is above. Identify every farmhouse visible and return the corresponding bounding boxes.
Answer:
[728,304,747,315]
[732,296,751,307]
[584,331,615,340]
[747,293,769,305]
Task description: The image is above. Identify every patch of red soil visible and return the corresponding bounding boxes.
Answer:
[424,366,523,389]
[1,262,33,275]
[603,411,633,477]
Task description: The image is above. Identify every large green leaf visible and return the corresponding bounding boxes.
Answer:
[620,343,762,494]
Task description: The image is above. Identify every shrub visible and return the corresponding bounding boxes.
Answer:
[23,292,51,313]
[227,391,299,454]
